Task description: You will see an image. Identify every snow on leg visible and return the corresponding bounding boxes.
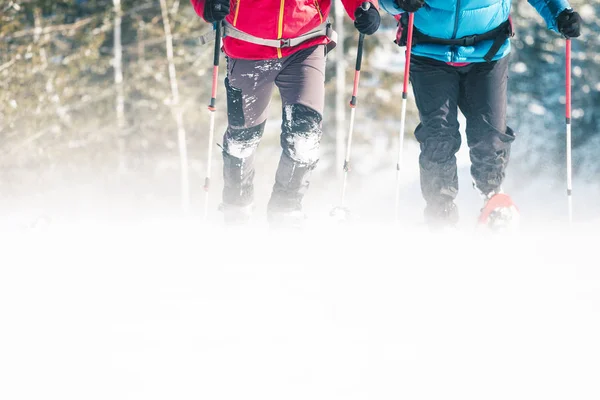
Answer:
[222,122,266,207]
[268,104,322,213]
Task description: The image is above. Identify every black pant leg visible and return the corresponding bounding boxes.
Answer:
[458,56,515,196]
[409,56,462,206]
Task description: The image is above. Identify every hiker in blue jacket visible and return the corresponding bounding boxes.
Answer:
[379,0,581,229]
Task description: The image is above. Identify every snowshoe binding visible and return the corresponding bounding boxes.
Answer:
[477,192,519,232]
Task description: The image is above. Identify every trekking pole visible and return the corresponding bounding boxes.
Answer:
[330,2,370,221]
[204,21,222,221]
[394,12,414,222]
[565,38,573,225]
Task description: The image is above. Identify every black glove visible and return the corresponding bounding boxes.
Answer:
[204,0,230,23]
[354,3,380,35]
[557,8,581,38]
[394,12,410,46]
[394,0,424,13]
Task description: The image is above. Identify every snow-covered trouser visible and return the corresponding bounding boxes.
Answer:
[409,55,515,207]
[222,45,325,212]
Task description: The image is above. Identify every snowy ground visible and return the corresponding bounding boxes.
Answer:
[1,215,600,399]
[1,126,600,400]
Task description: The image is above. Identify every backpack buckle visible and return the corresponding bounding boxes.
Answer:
[461,35,477,46]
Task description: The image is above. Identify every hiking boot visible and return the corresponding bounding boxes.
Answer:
[267,186,307,230]
[424,200,459,230]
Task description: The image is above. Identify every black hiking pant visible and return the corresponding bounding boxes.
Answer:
[409,55,515,208]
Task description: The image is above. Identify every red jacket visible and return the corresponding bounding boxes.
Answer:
[191,0,377,60]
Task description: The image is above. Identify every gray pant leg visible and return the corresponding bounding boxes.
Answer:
[221,57,280,206]
[268,45,326,212]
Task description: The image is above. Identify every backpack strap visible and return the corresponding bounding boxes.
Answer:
[397,17,514,62]
[198,20,337,53]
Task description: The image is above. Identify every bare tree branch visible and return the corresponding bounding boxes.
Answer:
[4,17,95,40]
[0,58,16,73]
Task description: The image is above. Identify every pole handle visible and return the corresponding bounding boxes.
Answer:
[213,21,222,67]
[355,33,365,71]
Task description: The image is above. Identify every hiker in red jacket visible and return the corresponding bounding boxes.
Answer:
[191,0,380,228]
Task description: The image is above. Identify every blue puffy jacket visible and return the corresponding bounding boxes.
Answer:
[379,0,572,63]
